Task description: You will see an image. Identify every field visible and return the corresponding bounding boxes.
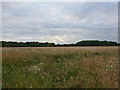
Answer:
[2,47,119,88]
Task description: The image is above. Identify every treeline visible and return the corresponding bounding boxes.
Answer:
[1,41,55,47]
[0,40,119,47]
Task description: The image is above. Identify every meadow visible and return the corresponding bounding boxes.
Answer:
[2,47,119,88]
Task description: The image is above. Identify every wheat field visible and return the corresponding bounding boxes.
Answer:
[2,47,119,88]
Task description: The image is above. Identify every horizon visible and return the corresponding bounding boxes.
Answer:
[1,40,119,45]
[2,2,118,44]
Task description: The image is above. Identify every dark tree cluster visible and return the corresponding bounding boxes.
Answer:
[76,40,118,46]
[1,41,55,47]
[0,40,119,47]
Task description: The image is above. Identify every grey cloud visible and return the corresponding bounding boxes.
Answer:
[2,2,118,43]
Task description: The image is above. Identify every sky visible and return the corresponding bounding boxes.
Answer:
[2,2,118,44]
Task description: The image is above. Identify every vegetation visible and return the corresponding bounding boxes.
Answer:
[1,40,119,47]
[2,47,119,88]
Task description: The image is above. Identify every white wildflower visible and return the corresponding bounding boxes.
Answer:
[41,76,44,79]
[38,68,41,71]
[110,65,113,68]
[24,60,26,62]
[70,77,73,79]
[63,79,65,82]
[41,63,44,65]
[58,59,62,62]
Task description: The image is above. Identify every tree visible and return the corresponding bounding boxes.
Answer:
[47,43,55,47]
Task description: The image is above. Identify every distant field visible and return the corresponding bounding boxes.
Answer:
[2,47,119,88]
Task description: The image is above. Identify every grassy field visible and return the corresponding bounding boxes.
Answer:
[2,47,119,88]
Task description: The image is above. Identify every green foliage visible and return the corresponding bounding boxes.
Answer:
[47,43,55,47]
[76,40,118,46]
[1,40,119,47]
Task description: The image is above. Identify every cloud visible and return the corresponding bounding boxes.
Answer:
[2,2,118,44]
[2,0,119,2]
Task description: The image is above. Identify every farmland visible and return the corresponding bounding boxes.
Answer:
[2,47,119,88]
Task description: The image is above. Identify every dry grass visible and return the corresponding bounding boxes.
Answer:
[2,47,119,88]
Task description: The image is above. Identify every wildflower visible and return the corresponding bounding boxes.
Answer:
[63,79,65,82]
[70,77,73,79]
[38,68,41,71]
[57,59,62,62]
[41,63,43,65]
[110,65,113,68]
[76,77,78,80]
[24,60,26,62]
[41,76,44,79]
[58,77,60,80]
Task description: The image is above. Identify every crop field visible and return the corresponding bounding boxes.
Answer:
[2,47,119,88]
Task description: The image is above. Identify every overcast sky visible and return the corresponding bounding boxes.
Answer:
[2,2,118,44]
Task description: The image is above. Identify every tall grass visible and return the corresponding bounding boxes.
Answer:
[2,47,119,88]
